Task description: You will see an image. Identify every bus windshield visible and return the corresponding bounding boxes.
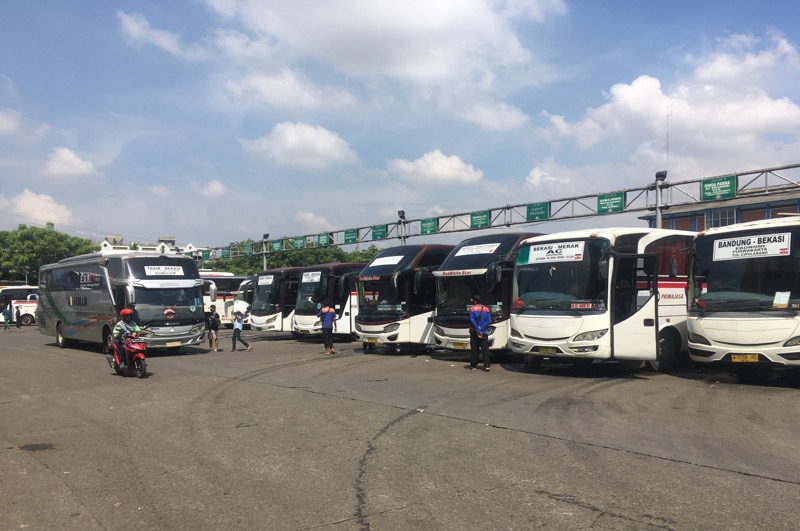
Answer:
[437,275,502,318]
[296,271,328,313]
[252,274,281,312]
[513,238,609,313]
[692,227,800,311]
[358,279,405,317]
[134,286,205,324]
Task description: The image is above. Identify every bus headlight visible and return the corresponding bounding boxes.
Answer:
[355,323,363,332]
[688,332,711,345]
[192,324,204,332]
[510,327,522,339]
[573,329,608,341]
[434,325,444,335]
[486,326,496,335]
[264,315,277,324]
[784,336,800,347]
[383,323,400,333]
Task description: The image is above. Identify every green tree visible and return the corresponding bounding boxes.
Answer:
[202,244,384,275]
[0,224,97,284]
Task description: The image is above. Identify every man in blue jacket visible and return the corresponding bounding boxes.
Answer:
[468,295,492,371]
[318,303,338,355]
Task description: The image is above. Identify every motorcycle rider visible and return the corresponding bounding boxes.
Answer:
[113,308,141,367]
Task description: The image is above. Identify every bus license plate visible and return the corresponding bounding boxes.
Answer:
[367,337,377,344]
[452,342,467,350]
[539,347,557,355]
[166,341,181,348]
[731,354,759,363]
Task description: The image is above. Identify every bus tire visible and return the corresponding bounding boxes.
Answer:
[649,330,679,373]
[102,327,113,354]
[523,354,543,372]
[56,323,68,348]
[20,314,34,326]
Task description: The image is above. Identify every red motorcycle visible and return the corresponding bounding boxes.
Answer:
[107,329,148,378]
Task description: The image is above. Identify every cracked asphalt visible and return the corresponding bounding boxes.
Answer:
[2,327,800,530]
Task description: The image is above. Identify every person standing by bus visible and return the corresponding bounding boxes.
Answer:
[15,306,21,329]
[468,295,492,371]
[231,310,251,351]
[207,304,221,352]
[318,303,337,355]
[2,305,9,331]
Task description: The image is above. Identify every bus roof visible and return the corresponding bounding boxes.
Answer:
[436,232,541,275]
[697,216,800,238]
[45,251,193,267]
[255,266,305,276]
[358,244,453,278]
[299,262,367,274]
[520,227,695,246]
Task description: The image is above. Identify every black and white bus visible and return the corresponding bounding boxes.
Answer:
[292,262,367,338]
[249,267,303,333]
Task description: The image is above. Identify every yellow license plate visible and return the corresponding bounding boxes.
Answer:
[539,347,557,355]
[166,341,181,348]
[367,337,377,344]
[731,354,759,363]
[452,342,468,350]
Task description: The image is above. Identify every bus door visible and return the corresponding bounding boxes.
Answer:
[611,253,658,360]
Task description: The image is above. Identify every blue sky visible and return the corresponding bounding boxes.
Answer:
[2,0,800,249]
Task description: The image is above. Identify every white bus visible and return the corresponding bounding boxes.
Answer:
[292,262,366,338]
[38,251,215,352]
[687,217,800,371]
[509,228,695,372]
[249,267,303,333]
[432,232,540,352]
[0,285,38,326]
[199,270,250,327]
[354,244,453,352]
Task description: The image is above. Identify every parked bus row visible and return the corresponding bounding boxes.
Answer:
[35,216,800,376]
[0,284,39,326]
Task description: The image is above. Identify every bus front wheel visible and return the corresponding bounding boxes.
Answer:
[20,314,34,326]
[102,327,113,354]
[56,323,68,348]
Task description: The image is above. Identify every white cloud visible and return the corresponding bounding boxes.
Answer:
[387,149,483,185]
[149,185,171,198]
[695,32,800,86]
[117,11,205,60]
[9,189,75,225]
[0,109,21,134]
[460,101,528,130]
[294,211,335,232]
[205,0,563,86]
[44,147,97,178]
[225,69,355,109]
[241,122,357,169]
[192,179,227,197]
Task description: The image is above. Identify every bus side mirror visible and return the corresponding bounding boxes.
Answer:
[125,285,136,305]
[598,260,609,282]
[205,280,218,302]
[413,269,423,295]
[390,272,401,300]
[485,263,498,293]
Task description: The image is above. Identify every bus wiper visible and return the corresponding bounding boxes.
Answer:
[542,304,582,316]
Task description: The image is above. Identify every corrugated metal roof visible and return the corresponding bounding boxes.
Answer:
[642,188,800,219]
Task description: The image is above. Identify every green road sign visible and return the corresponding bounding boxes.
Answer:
[345,229,358,244]
[243,243,253,255]
[270,240,282,252]
[526,202,549,221]
[421,218,438,234]
[471,210,490,229]
[221,248,230,258]
[702,175,737,201]
[293,236,305,249]
[201,250,209,260]
[372,224,387,240]
[317,233,330,246]
[598,192,625,214]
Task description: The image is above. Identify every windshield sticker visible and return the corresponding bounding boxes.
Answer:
[370,256,404,267]
[144,265,184,276]
[713,233,790,261]
[302,271,322,283]
[258,275,274,285]
[455,243,501,256]
[525,242,585,263]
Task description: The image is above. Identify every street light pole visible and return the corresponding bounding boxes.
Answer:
[261,233,269,271]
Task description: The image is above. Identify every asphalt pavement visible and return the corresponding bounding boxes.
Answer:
[2,326,800,530]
